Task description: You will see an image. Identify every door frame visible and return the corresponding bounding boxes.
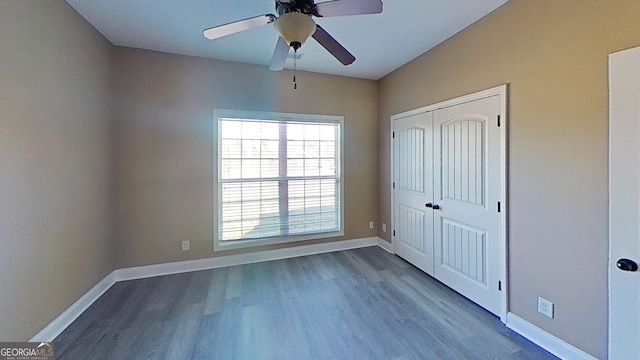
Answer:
[389,84,508,322]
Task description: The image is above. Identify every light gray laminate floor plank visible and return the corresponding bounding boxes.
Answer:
[54,247,558,360]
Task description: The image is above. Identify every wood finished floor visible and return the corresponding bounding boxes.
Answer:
[54,247,557,359]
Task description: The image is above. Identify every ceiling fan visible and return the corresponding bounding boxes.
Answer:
[203,0,383,71]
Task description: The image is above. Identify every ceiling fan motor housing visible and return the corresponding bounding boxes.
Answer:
[276,0,321,17]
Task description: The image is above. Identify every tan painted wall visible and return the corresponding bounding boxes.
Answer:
[0,1,114,340]
[378,1,640,358]
[111,48,378,268]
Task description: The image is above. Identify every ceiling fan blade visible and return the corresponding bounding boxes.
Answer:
[203,14,276,40]
[312,25,355,65]
[269,36,290,71]
[315,0,383,17]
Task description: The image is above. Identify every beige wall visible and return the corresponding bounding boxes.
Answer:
[111,48,378,268]
[378,1,640,358]
[0,1,114,340]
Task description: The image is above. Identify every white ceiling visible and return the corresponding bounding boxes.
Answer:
[64,0,509,80]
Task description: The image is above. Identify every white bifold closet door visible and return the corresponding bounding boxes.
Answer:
[393,94,504,317]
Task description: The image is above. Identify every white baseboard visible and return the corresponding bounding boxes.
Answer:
[40,238,598,360]
[30,237,381,341]
[115,236,379,281]
[29,271,117,342]
[506,313,597,360]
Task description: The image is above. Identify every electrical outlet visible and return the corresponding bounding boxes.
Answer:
[369,221,374,229]
[537,297,554,318]
[382,223,387,232]
[182,240,190,251]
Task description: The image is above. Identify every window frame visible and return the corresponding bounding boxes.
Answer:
[213,109,345,251]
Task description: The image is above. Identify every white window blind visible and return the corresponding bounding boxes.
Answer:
[217,113,342,245]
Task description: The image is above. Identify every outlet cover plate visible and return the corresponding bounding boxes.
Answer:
[182,240,190,251]
[537,297,554,318]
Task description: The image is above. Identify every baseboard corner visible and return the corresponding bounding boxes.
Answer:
[29,271,117,342]
[376,237,394,253]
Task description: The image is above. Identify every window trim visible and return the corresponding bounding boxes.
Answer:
[213,109,345,252]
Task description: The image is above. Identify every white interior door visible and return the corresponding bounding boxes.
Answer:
[609,46,640,359]
[393,111,434,275]
[432,95,504,316]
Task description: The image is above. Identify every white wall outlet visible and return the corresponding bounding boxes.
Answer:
[181,240,190,251]
[369,221,374,229]
[537,297,554,318]
[382,223,387,232]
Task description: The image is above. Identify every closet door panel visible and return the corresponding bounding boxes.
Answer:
[433,95,503,316]
[393,111,434,275]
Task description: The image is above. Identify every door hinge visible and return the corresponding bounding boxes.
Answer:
[393,182,395,189]
[497,115,501,127]
[498,281,502,291]
[392,131,395,139]
[393,230,396,236]
[497,201,501,213]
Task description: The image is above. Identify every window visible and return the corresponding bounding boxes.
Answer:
[215,110,343,250]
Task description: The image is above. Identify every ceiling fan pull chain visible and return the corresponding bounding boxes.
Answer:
[293,48,298,90]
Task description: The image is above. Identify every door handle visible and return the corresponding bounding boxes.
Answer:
[432,204,441,210]
[616,258,638,272]
[425,203,433,208]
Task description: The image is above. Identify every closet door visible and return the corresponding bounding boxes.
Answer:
[393,111,434,275]
[432,95,503,316]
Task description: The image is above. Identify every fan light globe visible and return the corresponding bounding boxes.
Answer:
[273,12,316,50]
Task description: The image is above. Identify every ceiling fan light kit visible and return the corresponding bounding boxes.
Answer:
[273,12,316,50]
[202,0,383,70]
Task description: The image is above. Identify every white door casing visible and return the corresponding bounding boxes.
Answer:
[393,111,435,276]
[391,85,507,320]
[609,46,640,359]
